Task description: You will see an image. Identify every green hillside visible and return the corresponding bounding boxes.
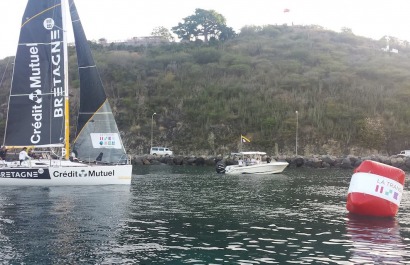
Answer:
[1,25,410,156]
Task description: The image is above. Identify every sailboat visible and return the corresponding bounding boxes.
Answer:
[0,0,132,185]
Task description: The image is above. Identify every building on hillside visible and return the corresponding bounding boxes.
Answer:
[98,36,169,47]
[126,36,169,46]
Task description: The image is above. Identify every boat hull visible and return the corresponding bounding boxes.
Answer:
[0,161,132,185]
[224,162,288,175]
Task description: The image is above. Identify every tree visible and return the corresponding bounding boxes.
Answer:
[341,27,353,34]
[151,26,175,42]
[218,25,237,41]
[98,38,107,45]
[172,8,235,42]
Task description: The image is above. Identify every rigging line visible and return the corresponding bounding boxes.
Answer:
[21,4,61,28]
[0,57,11,90]
[18,41,62,46]
[79,112,113,115]
[79,65,97,69]
[9,91,62,97]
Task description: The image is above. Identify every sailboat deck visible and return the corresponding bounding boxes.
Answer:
[0,159,128,168]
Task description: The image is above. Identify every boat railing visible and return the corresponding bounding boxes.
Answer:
[80,154,131,166]
[0,160,7,167]
[1,150,131,167]
[113,155,131,165]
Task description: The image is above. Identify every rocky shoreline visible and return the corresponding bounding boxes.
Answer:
[131,154,410,171]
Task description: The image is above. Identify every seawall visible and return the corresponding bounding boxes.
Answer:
[131,154,410,171]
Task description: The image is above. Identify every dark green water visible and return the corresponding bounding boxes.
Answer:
[0,166,410,264]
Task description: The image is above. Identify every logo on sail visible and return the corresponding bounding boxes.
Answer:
[27,43,43,145]
[90,133,122,149]
[29,89,42,104]
[43,18,55,30]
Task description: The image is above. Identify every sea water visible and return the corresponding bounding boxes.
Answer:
[0,166,409,264]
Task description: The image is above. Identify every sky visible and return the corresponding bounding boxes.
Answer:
[1,0,410,59]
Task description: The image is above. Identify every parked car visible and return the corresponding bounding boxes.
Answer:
[150,147,173,156]
[397,150,410,157]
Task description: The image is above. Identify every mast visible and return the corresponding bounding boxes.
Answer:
[61,0,70,159]
[2,57,13,147]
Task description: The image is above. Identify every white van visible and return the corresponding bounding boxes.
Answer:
[150,147,173,156]
[398,150,410,157]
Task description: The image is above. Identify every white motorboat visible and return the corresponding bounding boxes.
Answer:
[216,151,289,175]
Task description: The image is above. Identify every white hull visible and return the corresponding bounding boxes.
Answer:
[225,161,288,175]
[0,159,132,185]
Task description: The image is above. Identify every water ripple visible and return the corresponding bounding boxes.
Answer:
[0,168,409,264]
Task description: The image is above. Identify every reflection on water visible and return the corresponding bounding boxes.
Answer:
[346,214,409,264]
[0,186,131,264]
[0,167,409,264]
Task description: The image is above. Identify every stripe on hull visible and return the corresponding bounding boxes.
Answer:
[0,165,132,185]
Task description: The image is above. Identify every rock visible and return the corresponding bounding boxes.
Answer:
[205,158,216,166]
[309,157,323,168]
[340,158,353,169]
[379,156,391,165]
[391,157,404,168]
[352,158,362,167]
[321,155,336,166]
[347,155,359,166]
[294,157,304,167]
[166,157,174,165]
[322,162,331,168]
[184,157,196,165]
[196,157,205,166]
[173,156,184,165]
[150,160,162,165]
[132,157,143,166]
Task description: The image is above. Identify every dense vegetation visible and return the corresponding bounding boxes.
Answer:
[1,24,410,157]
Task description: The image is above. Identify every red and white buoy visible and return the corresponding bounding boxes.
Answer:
[346,160,405,217]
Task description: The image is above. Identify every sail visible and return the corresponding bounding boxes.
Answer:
[69,0,128,164]
[4,0,66,147]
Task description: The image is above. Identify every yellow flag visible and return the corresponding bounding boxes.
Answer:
[241,135,251,143]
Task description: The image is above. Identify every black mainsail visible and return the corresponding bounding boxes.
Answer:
[4,0,66,148]
[69,0,128,164]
